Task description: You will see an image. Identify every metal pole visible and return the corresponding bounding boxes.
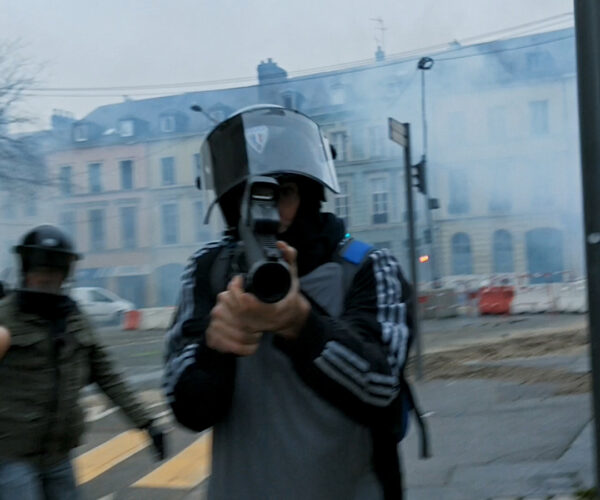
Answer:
[574,0,600,489]
[421,70,428,156]
[420,65,439,284]
[403,123,423,380]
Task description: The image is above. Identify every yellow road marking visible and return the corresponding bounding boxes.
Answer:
[74,430,149,484]
[132,431,212,489]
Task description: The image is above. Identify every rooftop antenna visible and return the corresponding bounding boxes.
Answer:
[370,17,387,52]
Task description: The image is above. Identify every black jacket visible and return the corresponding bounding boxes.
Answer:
[163,214,413,498]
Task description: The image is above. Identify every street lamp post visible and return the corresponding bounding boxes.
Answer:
[417,57,441,286]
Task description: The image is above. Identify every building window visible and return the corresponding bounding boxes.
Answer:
[88,163,102,193]
[448,170,470,215]
[530,99,549,135]
[331,85,346,105]
[195,201,210,242]
[59,211,76,243]
[451,232,473,275]
[193,153,203,189]
[89,209,105,251]
[59,166,72,196]
[120,160,134,190]
[161,157,176,186]
[161,203,179,244]
[370,177,389,224]
[526,52,543,72]
[281,91,297,109]
[160,115,176,133]
[73,123,88,142]
[368,126,385,157]
[120,206,137,249]
[119,119,134,137]
[526,228,564,283]
[493,230,514,273]
[487,106,507,142]
[330,131,347,161]
[334,180,350,226]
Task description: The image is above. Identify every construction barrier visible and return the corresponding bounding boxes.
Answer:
[122,310,141,330]
[478,286,514,315]
[429,272,587,316]
[418,288,459,319]
[555,280,588,313]
[121,307,176,331]
[118,273,587,328]
[139,307,177,330]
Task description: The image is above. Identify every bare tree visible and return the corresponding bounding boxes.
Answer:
[0,40,47,192]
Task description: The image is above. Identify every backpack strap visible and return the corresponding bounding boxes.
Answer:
[335,235,374,295]
[401,377,431,459]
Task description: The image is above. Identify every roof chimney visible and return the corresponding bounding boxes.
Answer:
[257,58,288,85]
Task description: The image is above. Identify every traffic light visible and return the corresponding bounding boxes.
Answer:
[413,158,427,194]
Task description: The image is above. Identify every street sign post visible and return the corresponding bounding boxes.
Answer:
[388,117,408,147]
[388,118,423,380]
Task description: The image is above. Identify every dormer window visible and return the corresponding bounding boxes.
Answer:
[73,123,88,142]
[119,120,135,137]
[160,115,176,133]
[281,90,298,109]
[331,85,346,106]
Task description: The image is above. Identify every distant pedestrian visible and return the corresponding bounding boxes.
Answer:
[0,224,167,500]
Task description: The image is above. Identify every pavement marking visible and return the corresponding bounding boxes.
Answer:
[132,431,212,490]
[74,430,150,485]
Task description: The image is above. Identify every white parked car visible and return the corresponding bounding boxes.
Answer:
[71,287,134,325]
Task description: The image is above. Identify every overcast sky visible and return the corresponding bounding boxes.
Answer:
[1,0,574,130]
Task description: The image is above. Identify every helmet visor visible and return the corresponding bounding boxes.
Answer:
[201,106,339,204]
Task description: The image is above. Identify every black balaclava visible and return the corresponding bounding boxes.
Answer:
[278,177,345,277]
[16,266,76,321]
[17,289,76,321]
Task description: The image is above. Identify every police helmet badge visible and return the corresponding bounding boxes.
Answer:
[245,126,269,154]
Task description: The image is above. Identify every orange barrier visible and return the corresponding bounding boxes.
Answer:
[478,286,514,315]
[123,310,141,330]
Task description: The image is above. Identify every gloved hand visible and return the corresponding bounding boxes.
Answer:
[146,422,167,461]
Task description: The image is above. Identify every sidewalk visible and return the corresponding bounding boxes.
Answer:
[402,315,593,499]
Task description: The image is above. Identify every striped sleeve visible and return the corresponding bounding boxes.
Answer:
[163,239,226,402]
[370,248,410,377]
[279,248,412,419]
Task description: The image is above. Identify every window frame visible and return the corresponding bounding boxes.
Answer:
[160,156,176,186]
[160,202,179,245]
[369,175,390,225]
[88,163,103,194]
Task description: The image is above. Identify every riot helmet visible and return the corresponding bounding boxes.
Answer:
[14,224,81,277]
[200,105,339,227]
